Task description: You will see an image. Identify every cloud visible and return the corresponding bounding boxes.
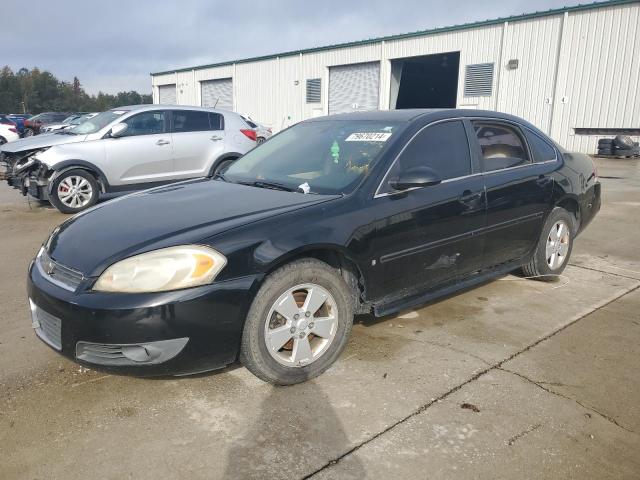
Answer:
[3,0,578,94]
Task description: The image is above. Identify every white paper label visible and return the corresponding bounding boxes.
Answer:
[345,132,392,142]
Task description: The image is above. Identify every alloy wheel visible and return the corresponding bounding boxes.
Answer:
[545,220,570,270]
[57,175,93,209]
[264,283,338,367]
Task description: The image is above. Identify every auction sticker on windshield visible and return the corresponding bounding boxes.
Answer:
[345,132,392,142]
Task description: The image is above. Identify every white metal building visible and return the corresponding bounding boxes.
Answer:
[151,0,640,154]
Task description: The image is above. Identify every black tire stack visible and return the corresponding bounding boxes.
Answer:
[597,136,640,157]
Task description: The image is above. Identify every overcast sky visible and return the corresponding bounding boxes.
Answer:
[4,0,584,95]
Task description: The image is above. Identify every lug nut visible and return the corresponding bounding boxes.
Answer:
[290,327,296,334]
[294,314,300,320]
[305,311,311,317]
[298,332,305,338]
[308,322,314,329]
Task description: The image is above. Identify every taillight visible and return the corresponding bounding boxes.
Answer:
[240,129,257,141]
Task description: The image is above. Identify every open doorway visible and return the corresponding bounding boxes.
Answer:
[390,51,460,109]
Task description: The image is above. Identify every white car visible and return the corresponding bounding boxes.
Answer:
[2,105,257,213]
[0,123,20,145]
[242,116,272,144]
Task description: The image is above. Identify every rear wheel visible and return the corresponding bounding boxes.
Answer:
[49,169,99,214]
[240,258,354,385]
[24,128,34,137]
[522,207,575,281]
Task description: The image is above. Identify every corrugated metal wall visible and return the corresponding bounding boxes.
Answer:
[151,2,640,153]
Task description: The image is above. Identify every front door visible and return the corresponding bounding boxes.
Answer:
[171,110,226,179]
[104,110,174,186]
[368,119,486,301]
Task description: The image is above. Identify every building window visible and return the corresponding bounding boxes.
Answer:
[463,63,494,97]
[306,78,321,103]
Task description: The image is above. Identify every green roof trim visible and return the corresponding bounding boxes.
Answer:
[151,0,637,77]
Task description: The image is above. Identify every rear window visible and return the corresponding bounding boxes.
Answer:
[473,122,530,172]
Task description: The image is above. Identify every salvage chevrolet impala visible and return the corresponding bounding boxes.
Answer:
[27,109,600,384]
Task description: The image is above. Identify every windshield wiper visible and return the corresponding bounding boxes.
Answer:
[240,180,298,192]
[213,172,228,182]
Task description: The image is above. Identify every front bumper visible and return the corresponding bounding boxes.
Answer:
[28,260,260,376]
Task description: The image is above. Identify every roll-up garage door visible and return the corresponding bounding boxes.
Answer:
[329,62,380,115]
[158,84,177,104]
[201,78,233,110]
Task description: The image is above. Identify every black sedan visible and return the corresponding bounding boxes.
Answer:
[28,109,600,384]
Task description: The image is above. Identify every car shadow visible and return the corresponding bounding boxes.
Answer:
[221,380,366,479]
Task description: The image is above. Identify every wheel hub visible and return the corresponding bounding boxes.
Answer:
[264,283,338,367]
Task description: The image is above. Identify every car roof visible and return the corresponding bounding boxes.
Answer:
[306,108,540,130]
[111,104,235,115]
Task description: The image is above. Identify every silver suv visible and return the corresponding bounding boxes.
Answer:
[1,105,256,213]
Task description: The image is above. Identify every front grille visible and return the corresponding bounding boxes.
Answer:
[30,301,62,350]
[37,249,84,292]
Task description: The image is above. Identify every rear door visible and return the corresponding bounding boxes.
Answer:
[171,110,225,179]
[472,120,555,268]
[369,119,486,300]
[103,110,174,186]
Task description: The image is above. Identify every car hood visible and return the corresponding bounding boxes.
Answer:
[0,132,86,153]
[47,179,339,276]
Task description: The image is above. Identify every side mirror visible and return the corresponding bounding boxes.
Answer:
[389,166,442,191]
[110,123,128,138]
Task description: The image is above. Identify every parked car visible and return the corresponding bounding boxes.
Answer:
[1,105,256,213]
[23,112,72,136]
[6,114,32,136]
[26,109,601,384]
[40,113,98,134]
[0,122,20,145]
[242,115,272,143]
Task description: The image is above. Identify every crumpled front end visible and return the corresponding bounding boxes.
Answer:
[0,150,55,200]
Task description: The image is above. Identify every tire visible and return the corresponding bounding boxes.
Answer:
[597,148,613,155]
[0,136,6,145]
[614,135,634,149]
[49,169,99,214]
[24,128,34,137]
[240,258,354,385]
[598,138,614,146]
[522,207,575,281]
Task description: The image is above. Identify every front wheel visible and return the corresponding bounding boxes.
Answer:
[522,207,575,280]
[49,169,99,214]
[240,259,354,385]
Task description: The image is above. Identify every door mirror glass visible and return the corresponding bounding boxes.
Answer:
[110,123,128,138]
[389,166,442,191]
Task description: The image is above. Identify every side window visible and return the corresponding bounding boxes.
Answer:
[122,111,165,137]
[209,113,223,130]
[473,122,530,171]
[385,120,471,191]
[172,110,211,133]
[524,129,556,163]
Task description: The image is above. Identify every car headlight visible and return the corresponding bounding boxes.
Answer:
[93,245,227,293]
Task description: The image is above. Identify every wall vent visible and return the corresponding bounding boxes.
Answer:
[463,63,494,97]
[306,78,321,103]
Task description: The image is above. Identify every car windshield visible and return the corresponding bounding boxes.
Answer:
[62,115,79,124]
[69,114,91,125]
[223,120,403,195]
[69,110,128,135]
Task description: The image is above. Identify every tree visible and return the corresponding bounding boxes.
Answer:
[0,66,152,114]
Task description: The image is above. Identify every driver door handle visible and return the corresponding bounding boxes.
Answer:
[210,135,223,141]
[156,139,170,146]
[459,190,482,203]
